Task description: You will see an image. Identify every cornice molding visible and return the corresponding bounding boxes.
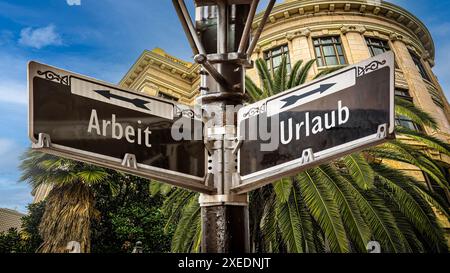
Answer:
[286,28,311,41]
[253,0,435,61]
[120,50,200,88]
[340,25,366,35]
[389,32,412,46]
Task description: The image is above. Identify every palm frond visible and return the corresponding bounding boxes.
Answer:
[287,60,303,89]
[170,197,201,253]
[395,97,438,130]
[313,66,345,80]
[317,165,371,252]
[273,178,304,252]
[343,153,375,190]
[371,141,449,189]
[339,175,405,252]
[396,127,450,157]
[245,76,264,102]
[260,191,281,252]
[372,164,447,251]
[273,56,288,94]
[255,59,274,97]
[295,59,316,86]
[297,169,349,253]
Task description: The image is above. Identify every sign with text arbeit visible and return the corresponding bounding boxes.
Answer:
[28,61,212,193]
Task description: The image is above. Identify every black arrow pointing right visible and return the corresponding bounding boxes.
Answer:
[95,90,151,111]
[280,83,336,109]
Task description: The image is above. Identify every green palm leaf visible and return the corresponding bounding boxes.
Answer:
[273,56,288,93]
[317,165,371,252]
[170,197,201,253]
[313,66,345,80]
[295,59,316,86]
[245,75,264,102]
[260,191,281,252]
[396,126,450,157]
[297,170,349,253]
[340,175,405,252]
[372,164,446,251]
[273,178,304,252]
[343,153,375,190]
[395,97,438,129]
[287,60,303,89]
[255,59,274,97]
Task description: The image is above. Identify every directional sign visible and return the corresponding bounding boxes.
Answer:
[234,51,395,194]
[28,61,213,193]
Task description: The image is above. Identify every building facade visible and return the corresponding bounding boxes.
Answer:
[119,0,450,238]
[0,208,25,233]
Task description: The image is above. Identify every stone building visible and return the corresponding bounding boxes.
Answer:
[119,0,450,238]
[0,208,25,233]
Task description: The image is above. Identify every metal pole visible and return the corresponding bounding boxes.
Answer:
[247,0,276,56]
[197,1,249,253]
[238,0,259,54]
[174,0,274,253]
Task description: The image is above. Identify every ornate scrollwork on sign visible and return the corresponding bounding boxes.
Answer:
[243,103,266,118]
[37,70,70,85]
[357,60,386,77]
[175,106,201,119]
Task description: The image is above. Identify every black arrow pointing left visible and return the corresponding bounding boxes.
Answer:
[94,90,151,111]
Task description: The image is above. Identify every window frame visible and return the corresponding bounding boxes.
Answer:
[365,37,391,57]
[313,36,347,67]
[395,88,413,102]
[395,115,421,131]
[409,50,431,81]
[263,44,292,75]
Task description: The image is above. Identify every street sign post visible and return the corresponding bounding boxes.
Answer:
[27,0,397,254]
[28,61,213,194]
[234,51,395,194]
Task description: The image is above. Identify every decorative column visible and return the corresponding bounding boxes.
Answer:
[340,25,370,64]
[421,52,450,129]
[389,32,450,135]
[288,28,314,78]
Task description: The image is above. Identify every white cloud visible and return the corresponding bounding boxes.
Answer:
[67,0,81,6]
[18,24,62,49]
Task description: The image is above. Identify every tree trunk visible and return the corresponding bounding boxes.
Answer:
[37,182,96,253]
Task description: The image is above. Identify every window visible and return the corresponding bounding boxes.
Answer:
[409,50,431,81]
[313,36,347,67]
[395,88,413,101]
[395,89,421,131]
[395,115,420,131]
[366,37,390,57]
[158,92,179,101]
[264,45,291,74]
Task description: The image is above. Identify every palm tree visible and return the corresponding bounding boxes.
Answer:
[20,151,111,253]
[155,57,450,253]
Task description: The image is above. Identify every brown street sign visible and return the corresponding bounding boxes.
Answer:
[234,51,395,194]
[28,61,213,194]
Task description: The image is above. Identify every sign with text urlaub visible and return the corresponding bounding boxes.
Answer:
[28,61,212,194]
[235,51,395,194]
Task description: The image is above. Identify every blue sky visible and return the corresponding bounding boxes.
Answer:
[0,0,449,212]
